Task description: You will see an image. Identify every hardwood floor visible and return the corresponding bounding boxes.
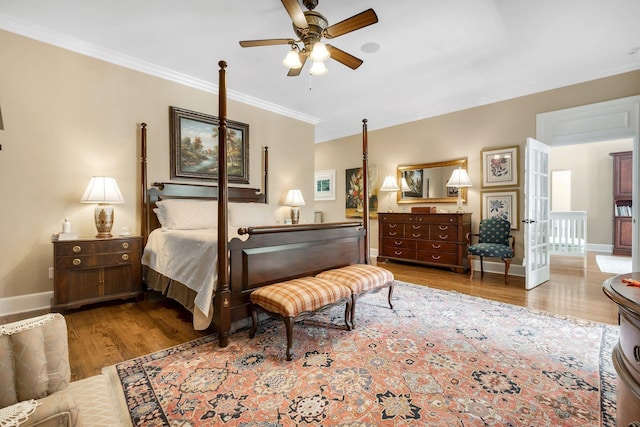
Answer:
[3,251,622,381]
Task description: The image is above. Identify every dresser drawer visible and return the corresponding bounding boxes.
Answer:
[429,224,459,241]
[417,251,458,265]
[405,223,427,238]
[417,241,458,253]
[382,238,416,250]
[381,223,404,238]
[380,247,416,260]
[56,252,138,269]
[55,238,141,256]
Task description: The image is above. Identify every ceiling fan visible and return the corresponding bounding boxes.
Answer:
[239,0,378,76]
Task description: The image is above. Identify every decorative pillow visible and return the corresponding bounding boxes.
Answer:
[228,203,276,227]
[155,199,218,230]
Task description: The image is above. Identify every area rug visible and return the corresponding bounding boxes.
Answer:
[596,255,632,275]
[105,281,619,426]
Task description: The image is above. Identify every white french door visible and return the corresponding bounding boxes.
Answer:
[524,137,550,289]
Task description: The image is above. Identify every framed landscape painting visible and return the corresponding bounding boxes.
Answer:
[170,106,249,183]
[481,146,518,188]
[481,190,519,229]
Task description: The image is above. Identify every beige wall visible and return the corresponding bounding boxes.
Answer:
[0,31,315,303]
[550,139,633,245]
[315,70,640,263]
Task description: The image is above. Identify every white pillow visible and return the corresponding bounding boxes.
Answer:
[228,202,276,227]
[155,199,218,230]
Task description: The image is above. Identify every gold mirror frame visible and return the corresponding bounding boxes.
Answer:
[397,158,468,204]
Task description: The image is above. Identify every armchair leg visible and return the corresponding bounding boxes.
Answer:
[468,255,474,279]
[503,258,512,284]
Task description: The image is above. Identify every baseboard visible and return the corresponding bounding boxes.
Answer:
[0,291,53,317]
[470,260,525,277]
[587,243,612,253]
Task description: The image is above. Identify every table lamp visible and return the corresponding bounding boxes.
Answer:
[446,167,472,213]
[380,175,400,212]
[81,176,125,238]
[284,189,305,224]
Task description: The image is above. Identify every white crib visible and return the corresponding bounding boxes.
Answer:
[549,211,587,265]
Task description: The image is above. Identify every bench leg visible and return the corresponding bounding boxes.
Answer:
[346,298,354,330]
[249,303,259,338]
[284,317,294,361]
[387,283,394,309]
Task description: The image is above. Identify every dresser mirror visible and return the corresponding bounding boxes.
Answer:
[397,158,468,204]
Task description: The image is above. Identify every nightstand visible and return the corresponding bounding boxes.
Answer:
[52,236,143,311]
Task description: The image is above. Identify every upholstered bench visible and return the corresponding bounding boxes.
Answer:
[316,264,394,328]
[249,277,352,361]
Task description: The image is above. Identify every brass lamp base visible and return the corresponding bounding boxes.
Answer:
[290,206,300,224]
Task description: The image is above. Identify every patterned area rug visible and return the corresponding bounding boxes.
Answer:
[106,281,619,426]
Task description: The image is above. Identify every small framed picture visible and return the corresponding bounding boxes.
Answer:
[481,190,519,229]
[314,169,336,201]
[481,146,519,188]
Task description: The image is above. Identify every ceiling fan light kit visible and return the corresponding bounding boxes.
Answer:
[239,0,378,77]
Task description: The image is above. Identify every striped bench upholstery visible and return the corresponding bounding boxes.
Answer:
[316,264,394,328]
[249,277,352,361]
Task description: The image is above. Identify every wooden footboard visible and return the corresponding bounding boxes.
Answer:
[227,222,366,324]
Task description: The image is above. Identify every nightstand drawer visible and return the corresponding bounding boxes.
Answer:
[56,252,138,269]
[55,238,141,256]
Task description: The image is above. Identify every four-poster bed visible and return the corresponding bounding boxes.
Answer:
[140,61,374,347]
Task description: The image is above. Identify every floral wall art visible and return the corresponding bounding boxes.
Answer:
[345,165,378,219]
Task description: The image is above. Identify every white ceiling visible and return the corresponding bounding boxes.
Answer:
[1,0,639,143]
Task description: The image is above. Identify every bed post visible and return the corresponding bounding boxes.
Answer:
[362,118,370,264]
[263,146,269,203]
[215,60,231,347]
[140,123,148,246]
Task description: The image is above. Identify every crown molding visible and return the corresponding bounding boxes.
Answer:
[0,14,321,126]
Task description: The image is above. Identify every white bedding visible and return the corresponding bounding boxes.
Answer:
[142,227,244,329]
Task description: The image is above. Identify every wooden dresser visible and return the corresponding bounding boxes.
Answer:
[52,236,143,311]
[377,212,471,274]
[602,273,640,425]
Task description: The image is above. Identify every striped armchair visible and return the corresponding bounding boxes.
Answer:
[467,218,515,283]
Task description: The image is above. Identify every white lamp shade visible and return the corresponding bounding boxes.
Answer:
[81,176,125,203]
[446,168,472,187]
[282,49,302,69]
[380,175,400,192]
[284,189,306,206]
[310,42,330,61]
[400,177,411,192]
[309,60,328,76]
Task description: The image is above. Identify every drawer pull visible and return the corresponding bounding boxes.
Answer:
[389,224,397,228]
[394,250,403,255]
[412,233,421,238]
[122,242,130,249]
[412,225,421,229]
[438,235,449,240]
[388,232,397,236]
[122,254,129,261]
[72,258,81,266]
[432,255,441,260]
[449,218,454,222]
[439,225,449,230]
[432,244,441,249]
[72,246,82,253]
[634,345,640,363]
[394,241,402,246]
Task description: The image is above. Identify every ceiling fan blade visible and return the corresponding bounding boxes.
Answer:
[287,54,308,76]
[239,38,295,48]
[324,9,378,38]
[281,0,308,30]
[326,45,363,70]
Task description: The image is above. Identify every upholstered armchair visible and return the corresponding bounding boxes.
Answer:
[0,313,128,426]
[467,218,515,283]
